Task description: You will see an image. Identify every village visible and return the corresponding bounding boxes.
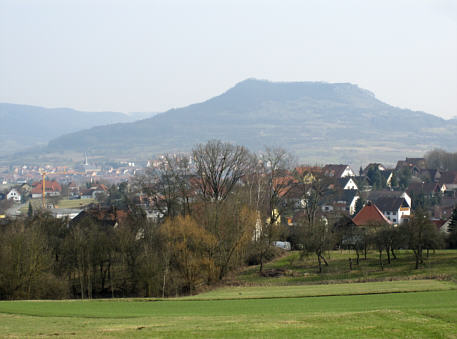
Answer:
[1,152,456,237]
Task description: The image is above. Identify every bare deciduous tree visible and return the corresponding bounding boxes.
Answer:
[192,140,250,202]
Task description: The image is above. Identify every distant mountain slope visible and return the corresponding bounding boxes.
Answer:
[13,80,457,164]
[0,103,155,155]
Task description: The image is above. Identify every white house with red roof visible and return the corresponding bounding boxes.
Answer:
[31,181,62,198]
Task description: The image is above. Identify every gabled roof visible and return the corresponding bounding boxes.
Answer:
[365,190,409,201]
[69,207,128,228]
[352,202,392,226]
[31,181,62,194]
[335,189,359,203]
[322,164,352,178]
[336,177,358,190]
[396,158,426,170]
[294,166,322,176]
[420,169,441,181]
[373,197,408,212]
[407,182,440,195]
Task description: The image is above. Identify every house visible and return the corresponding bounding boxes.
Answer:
[322,164,355,178]
[420,169,442,183]
[49,208,83,220]
[6,188,21,202]
[439,171,457,191]
[395,157,427,172]
[69,207,129,228]
[432,196,457,219]
[365,190,412,209]
[353,175,372,191]
[352,202,392,226]
[31,181,62,198]
[431,218,450,233]
[371,196,410,225]
[327,177,358,191]
[294,166,322,184]
[80,184,108,199]
[337,177,358,190]
[407,182,446,197]
[382,170,394,188]
[395,158,426,178]
[321,190,360,215]
[68,182,80,196]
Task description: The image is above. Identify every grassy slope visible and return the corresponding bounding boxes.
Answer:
[235,249,457,286]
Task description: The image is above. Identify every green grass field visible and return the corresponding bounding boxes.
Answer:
[1,250,457,337]
[1,281,456,338]
[20,198,96,213]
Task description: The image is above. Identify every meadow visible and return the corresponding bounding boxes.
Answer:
[1,250,457,338]
[19,197,96,213]
[0,284,456,338]
[235,249,457,286]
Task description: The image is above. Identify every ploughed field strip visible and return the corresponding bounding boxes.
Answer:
[1,281,457,338]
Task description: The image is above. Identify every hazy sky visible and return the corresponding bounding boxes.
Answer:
[1,0,456,119]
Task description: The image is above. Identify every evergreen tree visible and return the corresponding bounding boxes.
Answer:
[367,167,383,189]
[354,197,364,216]
[390,173,398,188]
[27,201,33,218]
[448,207,457,233]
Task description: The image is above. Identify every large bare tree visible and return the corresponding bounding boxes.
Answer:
[192,140,250,202]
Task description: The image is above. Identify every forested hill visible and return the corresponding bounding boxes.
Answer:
[0,103,156,156]
[31,80,457,163]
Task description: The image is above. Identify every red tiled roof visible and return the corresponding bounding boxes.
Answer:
[294,166,322,176]
[432,219,446,229]
[352,202,392,226]
[31,181,62,194]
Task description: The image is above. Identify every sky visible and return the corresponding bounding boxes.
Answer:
[0,0,456,119]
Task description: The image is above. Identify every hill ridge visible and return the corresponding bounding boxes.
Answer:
[5,79,457,164]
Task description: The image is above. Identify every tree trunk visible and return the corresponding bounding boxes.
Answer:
[162,264,168,298]
[108,261,114,298]
[320,254,328,266]
[413,249,420,269]
[379,250,384,271]
[316,252,322,273]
